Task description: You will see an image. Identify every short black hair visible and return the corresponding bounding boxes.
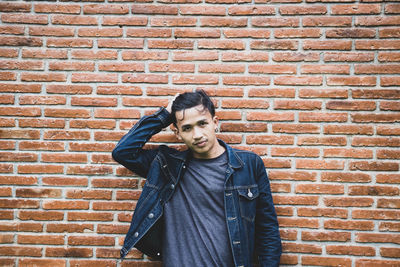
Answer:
[171,89,215,124]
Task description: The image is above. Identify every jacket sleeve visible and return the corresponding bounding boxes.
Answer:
[255,155,282,267]
[112,107,173,178]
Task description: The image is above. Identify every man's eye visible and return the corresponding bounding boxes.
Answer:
[199,121,207,126]
[182,127,190,132]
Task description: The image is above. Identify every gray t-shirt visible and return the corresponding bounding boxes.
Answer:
[162,151,234,267]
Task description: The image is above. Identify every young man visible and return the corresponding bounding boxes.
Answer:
[112,90,282,267]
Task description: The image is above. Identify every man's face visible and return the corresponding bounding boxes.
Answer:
[174,105,220,159]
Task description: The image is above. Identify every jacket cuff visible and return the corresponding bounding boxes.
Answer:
[155,107,173,127]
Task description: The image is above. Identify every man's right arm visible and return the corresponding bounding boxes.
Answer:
[112,107,173,178]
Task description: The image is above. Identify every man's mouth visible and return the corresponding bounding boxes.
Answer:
[194,140,207,147]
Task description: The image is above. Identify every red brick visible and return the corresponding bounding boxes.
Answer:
[222,51,269,62]
[67,165,112,175]
[278,218,319,228]
[378,52,400,62]
[201,17,247,27]
[296,184,344,194]
[18,210,64,221]
[46,223,93,233]
[52,15,98,25]
[172,74,218,84]
[378,199,400,209]
[325,219,374,231]
[29,26,74,36]
[324,52,374,62]
[34,3,81,14]
[298,136,347,146]
[69,236,114,246]
[123,73,168,84]
[151,17,196,27]
[249,88,295,98]
[269,171,317,181]
[377,174,400,184]
[0,37,42,47]
[247,111,294,122]
[274,76,322,86]
[283,242,322,254]
[97,86,142,95]
[18,164,63,174]
[78,28,123,38]
[246,135,294,145]
[102,16,147,26]
[2,14,47,24]
[356,233,400,244]
[42,176,88,187]
[377,149,400,159]
[0,60,43,70]
[83,4,128,14]
[273,52,319,62]
[271,147,319,157]
[47,84,92,94]
[252,17,299,27]
[92,178,138,188]
[349,185,399,196]
[324,197,374,208]
[228,5,275,15]
[352,137,400,147]
[47,38,93,48]
[353,89,400,99]
[302,256,351,266]
[280,5,326,15]
[19,96,66,105]
[379,222,400,232]
[303,16,352,27]
[19,259,66,267]
[46,247,93,258]
[173,51,218,61]
[332,4,381,14]
[180,5,225,15]
[0,246,42,257]
[132,4,178,14]
[356,259,400,267]
[251,40,298,50]
[380,28,400,38]
[0,129,40,139]
[327,28,376,38]
[296,159,344,170]
[223,76,270,85]
[18,234,64,245]
[149,63,194,73]
[356,40,400,50]
[297,207,347,219]
[198,40,245,50]
[72,50,117,60]
[98,39,143,49]
[324,124,373,135]
[302,231,351,242]
[0,2,31,12]
[272,123,319,134]
[353,209,400,220]
[0,176,37,186]
[377,126,400,135]
[273,195,319,205]
[322,172,371,183]
[71,97,117,107]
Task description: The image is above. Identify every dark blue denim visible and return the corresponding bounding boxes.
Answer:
[112,107,282,267]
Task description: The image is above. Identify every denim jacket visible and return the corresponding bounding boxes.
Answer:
[112,107,282,267]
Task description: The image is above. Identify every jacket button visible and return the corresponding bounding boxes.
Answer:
[247,192,253,198]
[170,184,175,190]
[148,213,154,219]
[134,232,139,237]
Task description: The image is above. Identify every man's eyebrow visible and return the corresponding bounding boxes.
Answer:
[181,119,208,128]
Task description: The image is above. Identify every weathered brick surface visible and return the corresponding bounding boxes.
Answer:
[0,1,399,266]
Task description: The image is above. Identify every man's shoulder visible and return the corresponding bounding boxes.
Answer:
[230,146,262,163]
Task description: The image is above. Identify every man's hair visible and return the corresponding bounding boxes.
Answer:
[171,89,215,124]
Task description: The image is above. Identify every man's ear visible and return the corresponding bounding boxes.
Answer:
[213,115,219,131]
[171,124,182,140]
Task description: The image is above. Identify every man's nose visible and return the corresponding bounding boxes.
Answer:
[193,127,202,139]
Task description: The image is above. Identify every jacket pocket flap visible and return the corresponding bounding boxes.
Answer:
[238,186,259,200]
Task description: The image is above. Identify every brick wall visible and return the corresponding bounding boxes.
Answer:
[0,1,399,266]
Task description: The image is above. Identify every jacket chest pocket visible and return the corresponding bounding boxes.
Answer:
[237,186,259,222]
